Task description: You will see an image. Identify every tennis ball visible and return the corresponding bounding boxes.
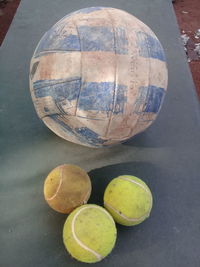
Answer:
[44,164,91,214]
[104,175,153,226]
[63,204,117,263]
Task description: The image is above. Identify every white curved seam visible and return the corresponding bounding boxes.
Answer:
[120,176,153,207]
[46,168,63,201]
[72,206,106,261]
[119,176,150,194]
[105,176,152,222]
[105,202,150,222]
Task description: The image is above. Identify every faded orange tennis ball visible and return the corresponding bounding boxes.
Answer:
[44,164,92,214]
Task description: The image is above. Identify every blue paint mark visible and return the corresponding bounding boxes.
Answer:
[34,24,128,55]
[75,7,105,14]
[115,27,128,54]
[33,78,81,102]
[30,61,39,79]
[78,26,115,52]
[135,85,165,113]
[114,84,127,114]
[35,28,80,56]
[78,82,114,112]
[75,127,105,145]
[144,86,165,113]
[49,115,105,146]
[136,32,166,62]
[133,87,147,114]
[78,26,128,54]
[77,115,104,121]
[57,34,80,50]
[49,114,75,136]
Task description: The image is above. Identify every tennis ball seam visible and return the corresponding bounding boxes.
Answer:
[104,176,153,222]
[119,176,150,194]
[104,202,150,222]
[46,166,63,201]
[71,205,115,261]
[120,176,153,208]
[120,176,153,212]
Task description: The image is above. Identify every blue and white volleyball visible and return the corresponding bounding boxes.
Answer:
[30,7,168,147]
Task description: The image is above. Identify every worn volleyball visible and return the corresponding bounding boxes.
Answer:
[63,204,117,263]
[104,175,153,226]
[43,164,91,214]
[30,7,168,148]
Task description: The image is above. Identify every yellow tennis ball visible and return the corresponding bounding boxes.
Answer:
[44,164,91,214]
[104,175,153,226]
[63,204,117,263]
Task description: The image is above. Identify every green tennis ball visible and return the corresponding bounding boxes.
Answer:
[104,175,153,226]
[63,204,117,263]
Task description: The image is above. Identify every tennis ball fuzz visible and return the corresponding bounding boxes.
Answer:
[104,175,153,226]
[44,164,91,214]
[63,204,117,263]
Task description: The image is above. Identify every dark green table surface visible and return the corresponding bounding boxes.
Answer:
[1,0,200,266]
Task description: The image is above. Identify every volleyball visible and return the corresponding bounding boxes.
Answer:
[30,7,168,147]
